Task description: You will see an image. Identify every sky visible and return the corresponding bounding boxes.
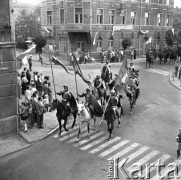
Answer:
[17,0,181,7]
[174,0,181,8]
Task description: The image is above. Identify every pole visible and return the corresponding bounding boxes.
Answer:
[49,52,57,99]
[100,95,111,125]
[138,0,142,57]
[73,55,79,100]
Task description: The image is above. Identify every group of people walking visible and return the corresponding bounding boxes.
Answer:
[18,67,52,132]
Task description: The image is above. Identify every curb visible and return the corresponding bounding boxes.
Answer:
[0,144,32,159]
[18,125,59,144]
[169,72,181,90]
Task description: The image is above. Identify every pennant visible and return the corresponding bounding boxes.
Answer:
[17,44,36,69]
[22,55,28,65]
[145,36,152,44]
[93,32,98,45]
[50,54,71,74]
[138,30,149,36]
[114,58,128,92]
[43,26,51,33]
[73,55,92,86]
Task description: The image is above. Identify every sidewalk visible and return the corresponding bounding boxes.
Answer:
[169,72,181,90]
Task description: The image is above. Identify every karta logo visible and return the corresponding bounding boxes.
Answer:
[107,158,180,179]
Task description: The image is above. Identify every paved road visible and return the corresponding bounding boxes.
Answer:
[0,60,181,180]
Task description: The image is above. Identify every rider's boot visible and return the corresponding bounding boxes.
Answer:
[118,118,121,128]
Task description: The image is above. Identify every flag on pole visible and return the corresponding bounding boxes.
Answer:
[138,30,149,36]
[43,26,51,33]
[114,58,128,92]
[93,32,98,45]
[145,36,152,44]
[17,44,36,69]
[50,54,71,74]
[73,55,92,86]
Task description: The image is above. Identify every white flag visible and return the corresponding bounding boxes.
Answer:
[93,32,98,45]
[43,26,51,33]
[22,55,28,65]
[145,36,152,44]
[121,72,128,83]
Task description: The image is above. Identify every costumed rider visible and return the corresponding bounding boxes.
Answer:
[93,75,104,96]
[101,60,111,86]
[109,89,121,127]
[78,88,94,118]
[56,84,72,113]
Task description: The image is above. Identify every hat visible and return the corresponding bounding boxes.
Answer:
[86,88,91,92]
[96,75,101,79]
[130,62,133,65]
[63,84,68,88]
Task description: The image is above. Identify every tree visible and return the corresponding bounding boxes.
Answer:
[33,36,47,54]
[122,37,132,51]
[15,9,40,49]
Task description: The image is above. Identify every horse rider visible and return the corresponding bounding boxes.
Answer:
[176,128,181,159]
[78,88,94,118]
[93,75,104,96]
[101,60,111,86]
[109,89,121,127]
[56,84,72,113]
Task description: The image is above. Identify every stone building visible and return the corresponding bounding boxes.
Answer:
[0,0,17,136]
[40,0,174,58]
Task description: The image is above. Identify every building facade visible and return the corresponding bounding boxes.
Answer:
[0,0,17,136]
[40,0,174,58]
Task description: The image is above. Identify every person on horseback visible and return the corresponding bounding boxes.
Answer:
[101,60,111,86]
[78,88,94,118]
[92,75,104,99]
[56,84,72,114]
[109,89,121,127]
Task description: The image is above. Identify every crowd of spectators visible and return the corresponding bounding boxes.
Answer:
[17,67,53,132]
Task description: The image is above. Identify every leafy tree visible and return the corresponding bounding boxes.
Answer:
[122,37,132,51]
[33,36,47,54]
[15,8,40,49]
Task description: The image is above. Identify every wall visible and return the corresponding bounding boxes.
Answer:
[0,0,17,136]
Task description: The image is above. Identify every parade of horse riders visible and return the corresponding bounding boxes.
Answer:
[49,53,140,141]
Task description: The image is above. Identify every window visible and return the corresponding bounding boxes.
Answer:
[159,0,162,4]
[60,9,64,24]
[109,40,113,49]
[145,0,150,3]
[120,11,126,25]
[157,13,162,26]
[77,41,84,51]
[97,41,102,51]
[75,8,83,23]
[47,11,52,25]
[166,14,170,26]
[130,12,136,25]
[166,0,169,5]
[145,12,150,25]
[97,9,103,24]
[109,10,115,24]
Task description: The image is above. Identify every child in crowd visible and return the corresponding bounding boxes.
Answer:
[43,94,49,112]
[19,102,29,132]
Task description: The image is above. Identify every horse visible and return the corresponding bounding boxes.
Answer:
[76,101,93,141]
[104,105,116,140]
[91,85,107,106]
[169,48,178,65]
[50,99,78,136]
[146,52,154,68]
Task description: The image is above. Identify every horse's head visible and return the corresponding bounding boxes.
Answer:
[50,99,59,111]
[77,101,86,115]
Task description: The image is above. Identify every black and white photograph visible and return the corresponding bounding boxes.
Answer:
[0,0,181,179]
